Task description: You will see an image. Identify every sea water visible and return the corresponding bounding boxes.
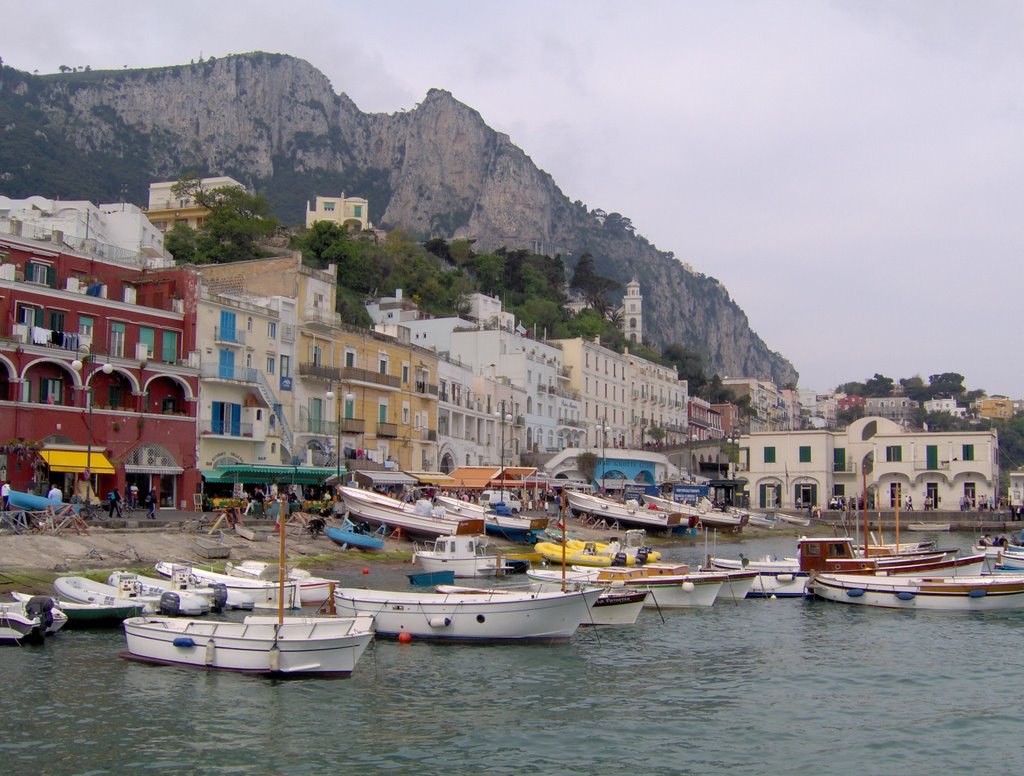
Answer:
[2,532,1022,775]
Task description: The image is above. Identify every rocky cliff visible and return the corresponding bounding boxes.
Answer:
[0,52,797,385]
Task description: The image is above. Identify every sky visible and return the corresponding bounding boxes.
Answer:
[3,1,1023,397]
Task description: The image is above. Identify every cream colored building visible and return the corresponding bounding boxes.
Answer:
[145,176,245,234]
[305,193,369,231]
[740,416,999,511]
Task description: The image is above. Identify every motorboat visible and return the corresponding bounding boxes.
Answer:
[121,613,376,676]
[640,494,748,531]
[528,564,725,608]
[155,562,300,610]
[809,572,1024,610]
[332,585,602,642]
[55,574,209,616]
[435,496,548,543]
[109,567,254,611]
[325,518,386,551]
[414,534,529,578]
[1,595,67,643]
[435,583,647,627]
[533,536,660,567]
[565,491,684,532]
[340,486,484,539]
[224,561,334,608]
[10,590,143,626]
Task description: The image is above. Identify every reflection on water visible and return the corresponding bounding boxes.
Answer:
[3,534,1024,774]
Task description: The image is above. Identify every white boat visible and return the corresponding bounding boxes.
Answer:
[122,614,376,675]
[565,491,684,531]
[332,585,602,642]
[435,495,548,541]
[225,561,334,607]
[55,574,208,616]
[108,568,255,611]
[414,534,527,578]
[1,595,67,643]
[528,564,725,608]
[905,523,952,532]
[436,583,647,627]
[340,486,485,539]
[705,556,810,598]
[155,562,300,610]
[809,572,1024,610]
[10,590,144,625]
[641,494,748,531]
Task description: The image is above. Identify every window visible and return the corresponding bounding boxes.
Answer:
[962,444,975,462]
[344,396,355,419]
[324,202,335,212]
[353,205,362,217]
[245,353,253,369]
[26,261,54,286]
[48,311,64,331]
[266,357,275,375]
[280,355,290,378]
[109,322,125,358]
[402,364,410,384]
[799,446,811,463]
[378,354,388,375]
[161,331,178,363]
[402,402,410,424]
[885,445,902,463]
[268,321,277,339]
[138,328,155,359]
[833,448,846,472]
[79,316,94,337]
[211,401,241,436]
[161,397,177,414]
[764,446,776,464]
[246,317,253,332]
[311,345,323,367]
[378,402,388,423]
[40,377,63,405]
[108,383,124,409]
[345,349,356,367]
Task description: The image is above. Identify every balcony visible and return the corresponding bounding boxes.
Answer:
[298,362,341,381]
[376,422,398,438]
[200,420,255,437]
[200,364,258,383]
[438,391,450,403]
[297,418,338,436]
[340,417,365,434]
[339,366,400,389]
[302,305,342,329]
[833,462,857,473]
[514,415,526,426]
[213,327,245,346]
[415,380,439,396]
[421,428,438,441]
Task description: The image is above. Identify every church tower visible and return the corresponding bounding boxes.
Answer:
[622,278,643,345]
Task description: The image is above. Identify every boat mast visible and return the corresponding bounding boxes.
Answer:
[862,468,870,557]
[278,494,287,625]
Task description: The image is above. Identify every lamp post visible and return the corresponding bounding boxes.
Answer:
[325,384,354,486]
[71,354,113,503]
[494,400,512,486]
[600,414,610,495]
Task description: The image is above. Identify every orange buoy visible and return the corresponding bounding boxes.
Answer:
[398,632,412,644]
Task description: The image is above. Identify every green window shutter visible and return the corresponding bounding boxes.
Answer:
[139,328,155,359]
[926,445,938,470]
[799,446,811,463]
[162,331,178,363]
[834,448,846,472]
[34,307,45,326]
[378,403,388,423]
[962,444,974,462]
[764,446,776,464]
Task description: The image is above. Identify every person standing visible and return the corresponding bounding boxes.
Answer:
[1,480,9,510]
[129,483,139,510]
[146,488,157,519]
[47,483,62,501]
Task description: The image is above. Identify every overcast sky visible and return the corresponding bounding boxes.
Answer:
[4,1,1023,397]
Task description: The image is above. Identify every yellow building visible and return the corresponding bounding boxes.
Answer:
[144,176,245,233]
[977,396,1014,421]
[305,193,369,231]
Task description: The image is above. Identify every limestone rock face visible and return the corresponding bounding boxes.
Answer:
[0,53,797,385]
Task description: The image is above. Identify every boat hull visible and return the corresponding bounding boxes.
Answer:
[810,573,1024,610]
[565,491,682,531]
[122,615,375,675]
[341,488,484,538]
[586,590,648,626]
[325,525,385,551]
[333,586,601,642]
[156,563,299,610]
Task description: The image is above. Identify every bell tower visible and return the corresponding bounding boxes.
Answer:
[622,278,642,345]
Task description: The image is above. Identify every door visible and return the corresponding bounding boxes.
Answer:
[889,482,902,508]
[218,348,235,380]
[926,445,939,470]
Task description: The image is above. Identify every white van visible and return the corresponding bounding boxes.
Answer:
[480,490,522,513]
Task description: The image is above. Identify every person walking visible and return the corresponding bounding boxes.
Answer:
[128,483,139,510]
[145,488,157,519]
[107,488,123,519]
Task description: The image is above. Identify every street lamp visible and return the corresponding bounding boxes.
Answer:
[599,414,610,495]
[325,385,354,486]
[71,355,113,503]
[494,400,512,486]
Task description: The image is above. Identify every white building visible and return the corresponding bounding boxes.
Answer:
[740,416,999,511]
[619,278,643,344]
[923,397,966,418]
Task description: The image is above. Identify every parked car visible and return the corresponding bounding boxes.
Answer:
[480,490,522,513]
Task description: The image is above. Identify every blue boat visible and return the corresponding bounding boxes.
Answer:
[7,489,65,511]
[407,570,455,586]
[325,519,386,551]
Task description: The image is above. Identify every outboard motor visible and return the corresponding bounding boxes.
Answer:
[210,583,229,613]
[159,591,181,616]
[25,595,55,634]
[612,552,628,567]
[636,547,651,565]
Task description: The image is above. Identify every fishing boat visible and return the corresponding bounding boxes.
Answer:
[332,585,602,642]
[565,490,684,532]
[435,583,648,627]
[110,567,255,611]
[809,572,1024,610]
[0,595,67,643]
[528,564,726,608]
[224,561,334,608]
[435,495,548,543]
[340,486,485,538]
[414,534,529,578]
[123,494,377,677]
[55,574,209,616]
[10,591,143,626]
[533,536,660,567]
[325,518,386,551]
[155,562,300,610]
[640,494,749,531]
[122,613,377,675]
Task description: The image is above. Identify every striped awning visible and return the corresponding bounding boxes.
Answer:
[354,470,418,486]
[40,450,115,474]
[404,471,456,485]
[202,464,342,485]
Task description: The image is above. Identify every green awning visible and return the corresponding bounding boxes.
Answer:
[202,464,344,485]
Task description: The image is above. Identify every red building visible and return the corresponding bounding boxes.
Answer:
[0,229,200,510]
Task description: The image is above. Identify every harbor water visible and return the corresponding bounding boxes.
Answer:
[3,532,1022,775]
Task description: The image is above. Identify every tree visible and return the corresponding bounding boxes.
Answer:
[569,252,620,311]
[927,372,966,400]
[863,373,895,397]
[167,177,278,263]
